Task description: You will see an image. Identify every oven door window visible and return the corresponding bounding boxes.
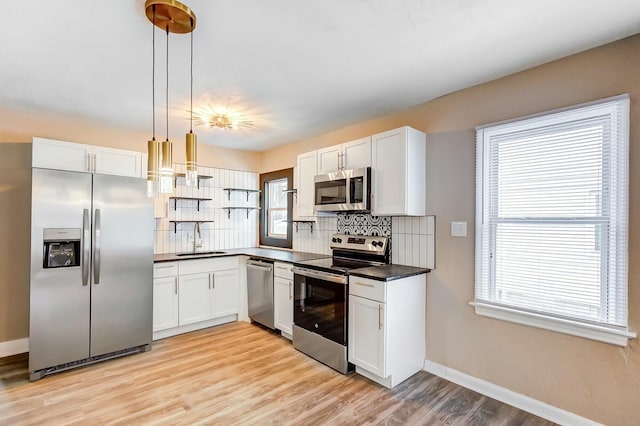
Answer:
[315,179,347,206]
[294,274,347,345]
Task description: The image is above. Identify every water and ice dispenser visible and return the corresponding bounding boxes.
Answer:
[42,228,81,269]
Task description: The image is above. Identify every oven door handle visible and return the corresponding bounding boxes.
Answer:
[292,267,347,284]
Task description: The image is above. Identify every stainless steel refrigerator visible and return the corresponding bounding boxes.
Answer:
[29,168,154,381]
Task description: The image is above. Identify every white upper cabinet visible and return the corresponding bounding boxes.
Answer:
[317,136,371,174]
[32,137,143,178]
[92,145,142,177]
[371,127,426,216]
[295,150,318,218]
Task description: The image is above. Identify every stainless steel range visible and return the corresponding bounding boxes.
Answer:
[292,234,389,374]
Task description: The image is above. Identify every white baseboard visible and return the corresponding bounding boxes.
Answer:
[423,359,601,426]
[0,338,29,358]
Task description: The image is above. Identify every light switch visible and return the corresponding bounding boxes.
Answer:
[451,221,467,237]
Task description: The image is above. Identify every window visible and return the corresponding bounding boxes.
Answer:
[474,95,634,346]
[259,168,293,248]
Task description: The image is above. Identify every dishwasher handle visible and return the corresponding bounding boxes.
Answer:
[246,261,273,272]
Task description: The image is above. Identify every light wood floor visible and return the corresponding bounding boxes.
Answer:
[0,322,553,425]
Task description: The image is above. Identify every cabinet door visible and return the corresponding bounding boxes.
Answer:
[211,269,240,318]
[274,276,293,336]
[342,136,371,170]
[371,128,407,215]
[32,137,91,173]
[296,151,318,217]
[153,276,179,332]
[93,146,142,178]
[317,145,342,174]
[178,273,213,325]
[348,295,386,378]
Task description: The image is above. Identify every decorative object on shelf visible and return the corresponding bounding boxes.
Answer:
[144,0,197,195]
[223,188,261,202]
[194,105,254,130]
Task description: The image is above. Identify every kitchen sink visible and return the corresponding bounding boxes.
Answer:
[176,251,226,256]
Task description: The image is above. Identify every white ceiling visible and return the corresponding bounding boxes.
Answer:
[1,1,639,151]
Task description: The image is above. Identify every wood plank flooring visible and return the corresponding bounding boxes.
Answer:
[0,322,554,425]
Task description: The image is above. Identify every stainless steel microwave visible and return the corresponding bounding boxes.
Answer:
[314,167,370,212]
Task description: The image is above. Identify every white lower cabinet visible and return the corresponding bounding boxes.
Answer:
[178,272,213,325]
[273,262,294,339]
[348,274,426,389]
[349,294,386,378]
[153,257,241,340]
[211,269,240,318]
[153,276,179,332]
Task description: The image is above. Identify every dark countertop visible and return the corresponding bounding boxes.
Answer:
[155,248,429,281]
[348,265,430,281]
[154,247,330,264]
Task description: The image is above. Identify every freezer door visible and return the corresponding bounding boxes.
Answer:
[29,169,92,372]
[90,174,153,357]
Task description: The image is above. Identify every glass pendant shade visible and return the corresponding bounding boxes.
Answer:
[146,139,160,198]
[185,131,198,186]
[159,139,173,193]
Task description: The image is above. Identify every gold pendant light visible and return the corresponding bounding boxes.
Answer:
[185,17,198,187]
[145,0,197,194]
[146,4,160,198]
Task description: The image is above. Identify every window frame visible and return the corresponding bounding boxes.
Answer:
[259,168,293,249]
[473,94,635,346]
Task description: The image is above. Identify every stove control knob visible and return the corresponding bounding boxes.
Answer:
[372,240,383,247]
[332,238,337,243]
[337,238,342,243]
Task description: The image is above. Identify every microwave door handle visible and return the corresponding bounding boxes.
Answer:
[93,209,101,285]
[82,209,90,286]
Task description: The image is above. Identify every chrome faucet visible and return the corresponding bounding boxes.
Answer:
[193,222,203,253]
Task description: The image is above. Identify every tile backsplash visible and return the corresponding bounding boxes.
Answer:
[292,212,435,269]
[154,164,259,254]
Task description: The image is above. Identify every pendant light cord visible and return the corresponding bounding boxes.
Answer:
[165,27,169,141]
[190,18,193,133]
[152,6,156,141]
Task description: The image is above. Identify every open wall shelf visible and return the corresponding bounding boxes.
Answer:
[173,173,212,189]
[223,207,260,219]
[169,220,214,233]
[223,188,261,201]
[290,220,315,233]
[169,197,212,211]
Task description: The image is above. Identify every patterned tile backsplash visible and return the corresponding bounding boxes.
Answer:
[337,214,391,237]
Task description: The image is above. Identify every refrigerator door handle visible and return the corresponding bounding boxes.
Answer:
[82,209,90,286]
[93,208,101,285]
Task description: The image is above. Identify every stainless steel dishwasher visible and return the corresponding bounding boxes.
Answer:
[246,258,274,329]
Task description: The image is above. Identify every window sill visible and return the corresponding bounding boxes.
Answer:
[470,301,636,346]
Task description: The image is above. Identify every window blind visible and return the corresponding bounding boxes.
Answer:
[475,95,630,334]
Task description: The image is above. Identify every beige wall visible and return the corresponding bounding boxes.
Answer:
[259,35,640,424]
[0,144,32,342]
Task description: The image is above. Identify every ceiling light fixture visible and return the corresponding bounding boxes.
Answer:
[145,0,197,194]
[193,108,255,131]
[146,5,160,198]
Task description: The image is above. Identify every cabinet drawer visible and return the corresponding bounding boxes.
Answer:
[349,276,386,302]
[274,262,293,279]
[178,256,240,275]
[154,262,178,278]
